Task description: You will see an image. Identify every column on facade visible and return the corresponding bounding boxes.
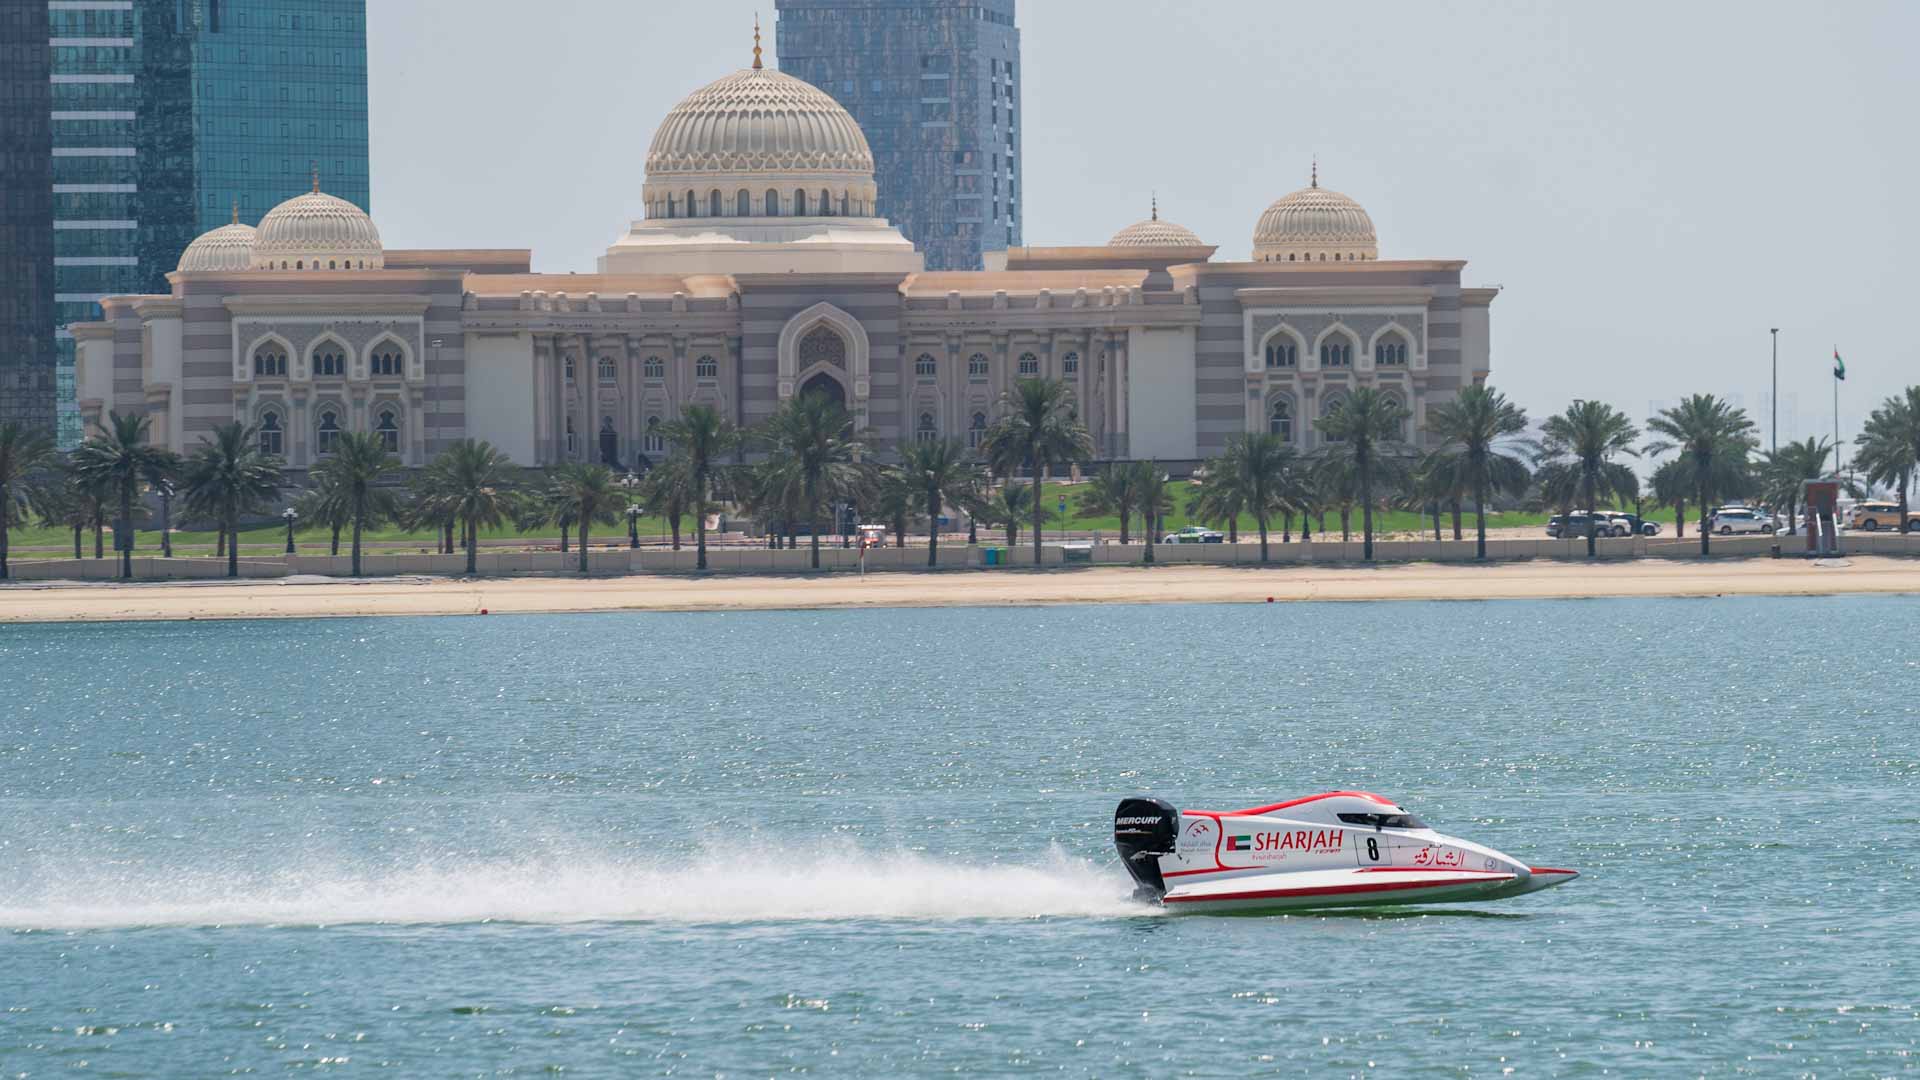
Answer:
[991,332,1010,411]
[726,334,744,432]
[290,391,309,468]
[1300,375,1320,451]
[530,334,551,464]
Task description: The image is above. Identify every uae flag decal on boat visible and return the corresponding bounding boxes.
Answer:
[1227,834,1253,851]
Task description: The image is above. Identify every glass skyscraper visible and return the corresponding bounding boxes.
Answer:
[1,4,56,431]
[15,0,370,442]
[774,0,1021,272]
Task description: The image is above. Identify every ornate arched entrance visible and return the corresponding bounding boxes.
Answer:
[799,371,845,409]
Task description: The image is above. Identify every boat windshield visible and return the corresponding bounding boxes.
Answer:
[1338,812,1427,830]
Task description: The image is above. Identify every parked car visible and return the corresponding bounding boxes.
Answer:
[1848,501,1905,531]
[1603,512,1661,537]
[1547,511,1617,538]
[1708,507,1773,535]
[1162,525,1225,544]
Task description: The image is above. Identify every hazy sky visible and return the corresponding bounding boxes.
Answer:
[366,0,1918,449]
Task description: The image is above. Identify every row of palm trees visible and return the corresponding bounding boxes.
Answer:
[4,379,1917,581]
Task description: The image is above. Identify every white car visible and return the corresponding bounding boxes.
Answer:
[1161,526,1225,544]
[1708,507,1773,535]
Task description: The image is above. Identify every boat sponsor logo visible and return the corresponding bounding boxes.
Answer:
[1115,815,1165,827]
[1231,829,1345,860]
[1411,846,1465,869]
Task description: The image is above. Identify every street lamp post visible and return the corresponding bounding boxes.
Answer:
[282,507,298,554]
[620,472,642,547]
[157,479,175,558]
[1769,328,1779,454]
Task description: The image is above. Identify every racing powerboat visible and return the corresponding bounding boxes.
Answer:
[1114,791,1577,914]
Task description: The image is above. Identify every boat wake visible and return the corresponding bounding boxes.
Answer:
[0,843,1150,930]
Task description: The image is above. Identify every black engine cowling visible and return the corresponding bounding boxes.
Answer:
[1113,796,1179,899]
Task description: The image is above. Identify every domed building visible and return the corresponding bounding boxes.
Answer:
[601,34,919,275]
[78,37,1497,490]
[1252,165,1378,263]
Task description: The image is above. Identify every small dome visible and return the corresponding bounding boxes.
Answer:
[646,67,874,181]
[1109,216,1203,247]
[176,221,256,272]
[251,187,383,270]
[1252,168,1378,263]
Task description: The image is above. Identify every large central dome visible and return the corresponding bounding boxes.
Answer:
[640,50,880,222]
[1252,167,1377,263]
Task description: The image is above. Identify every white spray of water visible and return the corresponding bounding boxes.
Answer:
[0,843,1153,930]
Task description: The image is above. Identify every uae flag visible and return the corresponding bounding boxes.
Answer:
[1833,348,1846,381]
[1227,835,1252,852]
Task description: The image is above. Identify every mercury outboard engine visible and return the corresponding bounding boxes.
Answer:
[1113,796,1179,900]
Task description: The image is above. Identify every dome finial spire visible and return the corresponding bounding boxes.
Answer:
[752,13,763,70]
[1151,192,1158,221]
[1311,156,1318,188]
[231,197,238,225]
[310,160,319,194]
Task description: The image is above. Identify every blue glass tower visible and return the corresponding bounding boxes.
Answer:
[31,0,369,444]
[775,0,1021,272]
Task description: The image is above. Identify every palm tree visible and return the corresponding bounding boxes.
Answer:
[1855,389,1919,533]
[1650,458,1690,539]
[313,431,400,577]
[421,440,518,573]
[979,482,1044,549]
[30,472,89,559]
[895,437,973,566]
[980,378,1093,567]
[871,465,916,550]
[1406,452,1451,541]
[293,471,352,556]
[641,453,696,550]
[756,391,869,569]
[1185,464,1246,544]
[1755,437,1835,535]
[1539,400,1641,557]
[1078,463,1144,545]
[658,404,739,571]
[1137,463,1171,565]
[1205,433,1302,562]
[1647,395,1758,555]
[1314,388,1411,561]
[0,421,58,580]
[70,411,176,579]
[513,481,577,553]
[180,421,285,578]
[1425,385,1534,559]
[548,462,622,573]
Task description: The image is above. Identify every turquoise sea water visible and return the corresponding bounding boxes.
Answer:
[2,596,1917,1076]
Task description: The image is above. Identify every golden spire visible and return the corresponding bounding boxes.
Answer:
[1311,157,1318,188]
[310,160,319,193]
[752,13,763,70]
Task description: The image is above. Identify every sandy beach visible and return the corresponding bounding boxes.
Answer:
[0,556,1914,623]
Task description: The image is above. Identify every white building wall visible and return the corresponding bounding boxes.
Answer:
[464,332,537,464]
[1125,326,1198,460]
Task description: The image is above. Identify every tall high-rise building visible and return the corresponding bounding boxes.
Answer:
[1,4,56,430]
[775,0,1020,271]
[20,0,371,442]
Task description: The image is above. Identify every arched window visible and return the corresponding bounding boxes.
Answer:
[644,415,664,453]
[563,356,575,384]
[1268,399,1293,442]
[375,408,399,453]
[1288,253,1296,262]
[252,343,287,378]
[967,353,989,378]
[1375,335,1409,366]
[820,188,832,216]
[316,409,342,455]
[1062,352,1079,375]
[597,357,617,383]
[258,410,284,456]
[312,344,345,377]
[1265,340,1297,369]
[915,353,937,377]
[695,355,718,380]
[1320,338,1352,368]
[968,411,988,448]
[915,412,937,443]
[370,345,403,377]
[839,192,849,216]
[708,190,722,217]
[798,326,846,369]
[736,189,751,217]
[766,189,780,216]
[666,194,676,219]
[643,356,664,380]
[1320,394,1348,443]
[564,416,576,455]
[1017,352,1038,376]
[295,260,303,270]
[685,189,697,217]
[793,189,807,216]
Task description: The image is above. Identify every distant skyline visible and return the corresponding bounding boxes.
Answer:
[365,0,1917,449]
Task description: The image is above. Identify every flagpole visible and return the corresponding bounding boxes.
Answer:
[1770,328,1778,454]
[1833,369,1841,478]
